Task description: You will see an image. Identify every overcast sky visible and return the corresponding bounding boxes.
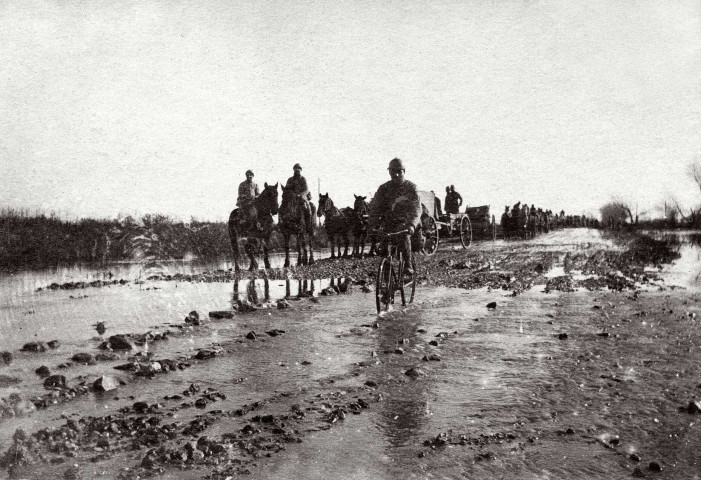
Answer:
[1,0,700,221]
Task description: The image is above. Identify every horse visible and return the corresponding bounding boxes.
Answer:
[350,194,376,258]
[500,206,512,240]
[317,193,354,259]
[279,185,315,267]
[228,182,279,272]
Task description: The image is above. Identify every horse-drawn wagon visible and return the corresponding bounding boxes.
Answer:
[464,205,497,242]
[418,190,472,251]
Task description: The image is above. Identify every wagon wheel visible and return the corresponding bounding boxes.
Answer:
[460,216,472,248]
[423,216,439,255]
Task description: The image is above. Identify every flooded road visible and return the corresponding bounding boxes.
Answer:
[1,229,700,479]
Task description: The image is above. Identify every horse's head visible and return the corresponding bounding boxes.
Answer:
[258,182,279,216]
[353,195,368,215]
[317,193,331,217]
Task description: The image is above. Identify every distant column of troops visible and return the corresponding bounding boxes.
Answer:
[500,202,600,240]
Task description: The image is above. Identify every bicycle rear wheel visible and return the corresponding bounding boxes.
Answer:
[375,257,394,313]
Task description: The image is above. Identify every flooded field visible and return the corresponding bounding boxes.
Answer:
[1,229,700,479]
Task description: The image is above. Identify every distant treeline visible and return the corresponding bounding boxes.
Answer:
[0,208,332,270]
[0,209,231,270]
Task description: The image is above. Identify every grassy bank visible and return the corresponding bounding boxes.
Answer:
[0,209,331,270]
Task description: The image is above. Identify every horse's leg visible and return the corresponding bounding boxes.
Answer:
[342,234,350,258]
[307,223,315,265]
[329,232,337,259]
[262,239,271,270]
[283,232,291,268]
[228,214,241,273]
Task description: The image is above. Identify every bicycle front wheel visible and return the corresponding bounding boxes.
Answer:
[375,257,394,313]
[398,252,406,306]
[408,254,416,304]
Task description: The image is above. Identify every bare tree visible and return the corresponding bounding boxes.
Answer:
[687,154,701,194]
[600,201,631,226]
[609,197,634,223]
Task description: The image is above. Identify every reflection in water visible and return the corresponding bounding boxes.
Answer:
[375,315,430,450]
[232,276,271,307]
[284,278,318,299]
[650,231,701,288]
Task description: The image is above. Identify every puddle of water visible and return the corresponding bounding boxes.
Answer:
[649,231,701,289]
[0,250,336,298]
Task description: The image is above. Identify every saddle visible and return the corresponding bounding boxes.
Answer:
[281,195,311,227]
[236,205,260,234]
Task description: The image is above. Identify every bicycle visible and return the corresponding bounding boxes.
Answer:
[373,229,417,313]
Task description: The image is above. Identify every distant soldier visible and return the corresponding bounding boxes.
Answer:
[445,185,463,215]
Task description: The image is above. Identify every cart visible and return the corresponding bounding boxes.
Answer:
[418,191,471,249]
[464,205,497,241]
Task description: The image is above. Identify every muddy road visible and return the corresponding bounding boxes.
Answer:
[1,229,700,479]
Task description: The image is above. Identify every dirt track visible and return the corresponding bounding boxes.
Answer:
[1,229,699,479]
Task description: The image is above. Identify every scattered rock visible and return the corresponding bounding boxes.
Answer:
[101,335,134,351]
[35,366,50,377]
[185,311,202,325]
[405,367,426,378]
[338,279,353,293]
[208,310,235,319]
[237,300,258,312]
[265,329,285,337]
[422,355,441,362]
[47,340,60,349]
[686,399,701,414]
[94,322,107,335]
[93,375,120,392]
[277,299,291,309]
[194,346,225,360]
[1,351,13,365]
[43,375,67,390]
[245,331,257,340]
[486,302,497,309]
[71,352,97,365]
[95,352,120,362]
[648,462,662,472]
[557,333,568,340]
[632,467,646,478]
[20,342,47,353]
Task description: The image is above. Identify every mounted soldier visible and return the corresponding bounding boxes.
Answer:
[283,163,312,229]
[236,169,260,230]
